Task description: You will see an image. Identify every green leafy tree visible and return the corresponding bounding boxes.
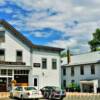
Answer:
[88,28,100,51]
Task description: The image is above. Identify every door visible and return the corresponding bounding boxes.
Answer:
[0,78,7,92]
[33,76,39,90]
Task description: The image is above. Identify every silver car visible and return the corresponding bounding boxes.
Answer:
[10,86,43,100]
[40,86,66,100]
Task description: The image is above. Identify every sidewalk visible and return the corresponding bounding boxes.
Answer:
[0,92,9,98]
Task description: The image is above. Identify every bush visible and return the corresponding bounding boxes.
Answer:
[66,83,80,92]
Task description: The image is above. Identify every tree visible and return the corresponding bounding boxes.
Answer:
[88,28,100,51]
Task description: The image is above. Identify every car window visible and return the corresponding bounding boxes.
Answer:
[15,87,23,91]
[43,87,53,90]
[53,87,61,91]
[24,87,36,91]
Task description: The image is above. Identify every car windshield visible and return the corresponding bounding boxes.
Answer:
[44,86,61,91]
[24,87,37,91]
[15,87,23,91]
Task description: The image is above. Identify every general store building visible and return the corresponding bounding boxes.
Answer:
[0,20,63,92]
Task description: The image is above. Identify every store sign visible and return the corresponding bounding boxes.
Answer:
[0,61,26,65]
[33,63,40,67]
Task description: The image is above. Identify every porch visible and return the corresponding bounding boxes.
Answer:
[80,79,98,93]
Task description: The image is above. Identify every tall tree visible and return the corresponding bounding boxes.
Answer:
[88,28,100,51]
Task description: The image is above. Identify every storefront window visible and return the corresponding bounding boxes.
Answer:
[1,69,6,75]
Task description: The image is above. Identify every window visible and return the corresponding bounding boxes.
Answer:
[0,49,5,61]
[14,70,29,75]
[42,58,47,69]
[0,31,5,43]
[52,59,57,69]
[91,64,95,74]
[16,51,22,62]
[63,80,66,88]
[63,68,66,76]
[8,70,12,76]
[80,65,84,75]
[71,66,74,76]
[1,69,6,75]
[34,78,37,86]
[71,80,75,83]
[14,75,28,83]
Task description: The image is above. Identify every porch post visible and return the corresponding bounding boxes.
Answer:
[80,82,83,92]
[93,81,98,93]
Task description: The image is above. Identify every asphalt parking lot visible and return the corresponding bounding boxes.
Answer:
[1,93,100,100]
[0,98,46,100]
[0,95,100,100]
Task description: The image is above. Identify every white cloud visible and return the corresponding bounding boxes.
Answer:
[3,0,100,54]
[31,31,51,38]
[47,38,78,48]
[0,8,13,14]
[0,0,6,5]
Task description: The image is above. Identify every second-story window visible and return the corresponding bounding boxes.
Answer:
[52,59,57,69]
[63,68,66,76]
[16,51,22,62]
[42,58,47,69]
[71,66,74,76]
[0,49,5,61]
[80,65,84,75]
[91,64,95,74]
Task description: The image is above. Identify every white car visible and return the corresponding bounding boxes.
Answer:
[10,86,43,100]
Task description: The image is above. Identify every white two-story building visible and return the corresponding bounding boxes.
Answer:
[0,20,63,92]
[61,51,100,93]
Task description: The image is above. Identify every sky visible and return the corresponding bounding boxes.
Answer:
[0,0,100,54]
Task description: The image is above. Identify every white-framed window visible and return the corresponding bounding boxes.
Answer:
[0,49,5,61]
[1,69,7,75]
[91,64,95,74]
[42,58,47,69]
[52,59,57,69]
[16,50,23,62]
[71,66,74,76]
[63,68,66,76]
[80,65,84,75]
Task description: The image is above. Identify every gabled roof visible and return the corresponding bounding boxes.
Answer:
[0,20,33,48]
[62,51,100,67]
[0,20,63,51]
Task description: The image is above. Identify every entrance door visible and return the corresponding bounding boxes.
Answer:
[33,76,39,89]
[0,78,7,92]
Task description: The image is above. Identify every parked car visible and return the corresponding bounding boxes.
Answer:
[40,86,66,100]
[10,86,43,100]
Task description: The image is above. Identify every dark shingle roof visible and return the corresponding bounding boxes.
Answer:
[0,20,64,51]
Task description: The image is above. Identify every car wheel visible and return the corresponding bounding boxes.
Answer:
[20,94,24,100]
[44,92,49,99]
[34,99,39,100]
[60,97,63,100]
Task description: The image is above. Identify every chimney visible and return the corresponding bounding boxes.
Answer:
[67,49,71,64]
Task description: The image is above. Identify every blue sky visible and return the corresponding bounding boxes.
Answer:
[0,0,100,54]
